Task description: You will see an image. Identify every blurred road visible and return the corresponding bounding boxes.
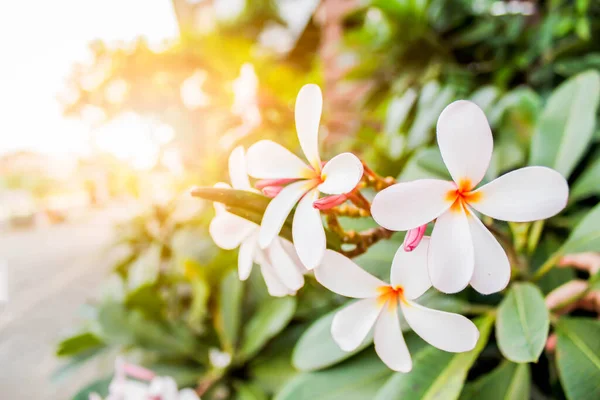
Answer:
[0,205,136,399]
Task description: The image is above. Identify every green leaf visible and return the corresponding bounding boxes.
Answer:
[562,203,600,254]
[529,70,600,178]
[276,350,393,400]
[496,283,549,363]
[72,376,112,400]
[125,283,165,320]
[555,318,600,400]
[399,147,451,182]
[570,152,600,203]
[459,362,530,400]
[407,82,455,150]
[216,270,243,352]
[236,382,269,400]
[56,332,104,357]
[374,314,495,400]
[190,187,271,214]
[239,297,297,360]
[148,363,205,387]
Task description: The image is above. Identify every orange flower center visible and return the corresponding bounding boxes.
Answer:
[377,285,406,310]
[446,179,482,212]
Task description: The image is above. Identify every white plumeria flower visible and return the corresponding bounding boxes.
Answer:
[209,146,306,296]
[246,84,364,269]
[314,239,479,372]
[372,100,569,294]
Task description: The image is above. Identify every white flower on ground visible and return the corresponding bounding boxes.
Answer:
[246,84,364,269]
[92,357,200,400]
[371,100,569,294]
[314,240,479,372]
[209,146,306,296]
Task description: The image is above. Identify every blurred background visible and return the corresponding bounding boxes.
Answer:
[0,0,599,399]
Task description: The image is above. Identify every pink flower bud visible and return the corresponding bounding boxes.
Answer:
[122,361,156,381]
[262,186,284,198]
[255,178,297,190]
[403,224,426,252]
[313,194,348,210]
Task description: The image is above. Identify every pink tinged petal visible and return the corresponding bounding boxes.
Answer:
[246,140,312,179]
[238,234,257,280]
[390,237,432,300]
[401,300,479,352]
[295,84,323,170]
[428,208,474,294]
[467,212,510,294]
[259,260,295,297]
[229,146,252,190]
[255,178,299,190]
[313,194,349,210]
[437,100,493,188]
[258,180,312,248]
[371,179,456,231]
[209,212,256,250]
[318,153,364,195]
[403,224,427,252]
[262,185,284,198]
[331,298,382,351]
[315,250,388,298]
[266,237,305,291]
[470,166,569,222]
[374,304,412,372]
[292,189,326,269]
[121,362,155,381]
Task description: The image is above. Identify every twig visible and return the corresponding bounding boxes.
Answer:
[340,227,394,258]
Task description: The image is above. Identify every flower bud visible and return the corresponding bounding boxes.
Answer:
[403,224,426,252]
[313,194,348,210]
[262,186,284,198]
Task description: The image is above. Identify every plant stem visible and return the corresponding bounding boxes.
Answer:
[531,250,564,282]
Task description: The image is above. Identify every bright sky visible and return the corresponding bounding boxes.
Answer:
[0,0,179,157]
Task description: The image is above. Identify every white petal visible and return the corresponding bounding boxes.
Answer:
[401,300,479,352]
[259,260,295,297]
[315,250,387,298]
[179,389,201,400]
[0,261,8,303]
[280,238,308,276]
[209,212,256,250]
[470,166,569,222]
[428,207,474,294]
[374,305,412,372]
[229,146,252,190]
[371,180,455,231]
[390,237,431,300]
[246,140,312,179]
[331,298,382,351]
[238,234,257,280]
[259,180,312,248]
[148,377,178,400]
[318,153,364,195]
[467,212,510,294]
[292,189,326,269]
[437,100,493,188]
[266,237,305,290]
[295,84,323,170]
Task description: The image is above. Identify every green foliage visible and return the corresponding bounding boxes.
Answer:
[496,283,549,363]
[460,362,530,400]
[555,318,600,400]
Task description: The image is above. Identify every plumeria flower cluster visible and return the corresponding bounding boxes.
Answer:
[89,357,200,400]
[209,146,306,297]
[202,84,569,372]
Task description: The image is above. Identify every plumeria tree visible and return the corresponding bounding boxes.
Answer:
[56,2,600,400]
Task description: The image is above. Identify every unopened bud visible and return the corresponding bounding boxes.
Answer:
[313,194,348,210]
[255,178,297,190]
[262,186,284,198]
[403,224,426,252]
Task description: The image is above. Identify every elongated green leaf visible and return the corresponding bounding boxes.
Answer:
[399,147,451,182]
[496,283,549,363]
[191,187,271,214]
[216,270,243,352]
[570,152,600,203]
[236,382,268,400]
[72,376,112,400]
[292,293,470,372]
[374,314,495,400]
[407,82,455,150]
[530,70,600,178]
[276,350,393,400]
[460,362,530,400]
[239,297,297,360]
[555,318,600,400]
[56,332,104,357]
[562,203,600,254]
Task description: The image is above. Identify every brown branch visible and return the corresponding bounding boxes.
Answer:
[340,227,394,258]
